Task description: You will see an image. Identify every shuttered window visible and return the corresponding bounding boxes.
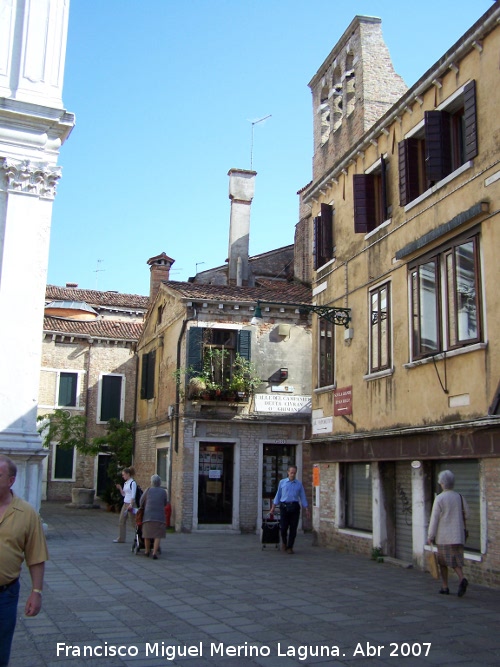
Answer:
[58,372,78,407]
[140,350,156,400]
[53,444,75,480]
[354,157,388,233]
[432,460,480,552]
[313,203,334,269]
[187,327,251,383]
[99,374,123,422]
[399,81,477,206]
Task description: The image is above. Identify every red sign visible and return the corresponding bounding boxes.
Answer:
[334,386,352,416]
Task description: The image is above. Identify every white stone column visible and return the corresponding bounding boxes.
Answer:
[0,0,74,509]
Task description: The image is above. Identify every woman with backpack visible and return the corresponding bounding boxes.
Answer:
[113,467,137,543]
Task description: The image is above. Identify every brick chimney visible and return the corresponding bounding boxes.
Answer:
[227,168,256,286]
[147,253,175,301]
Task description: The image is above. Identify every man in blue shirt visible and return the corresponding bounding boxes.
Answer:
[270,465,310,554]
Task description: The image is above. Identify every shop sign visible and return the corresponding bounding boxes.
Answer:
[255,394,312,414]
[334,386,352,416]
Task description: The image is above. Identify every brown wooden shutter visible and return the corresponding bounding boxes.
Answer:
[463,79,478,161]
[313,216,320,270]
[399,138,421,206]
[425,110,451,182]
[380,156,388,222]
[320,203,333,263]
[353,174,375,233]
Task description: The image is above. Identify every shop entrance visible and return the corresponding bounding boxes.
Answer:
[197,443,234,524]
[262,444,296,519]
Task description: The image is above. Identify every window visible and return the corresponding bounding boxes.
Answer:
[344,463,372,531]
[432,460,480,552]
[399,81,477,206]
[98,374,124,422]
[410,233,481,360]
[140,350,156,400]
[318,318,334,388]
[187,327,251,387]
[52,444,75,481]
[313,203,334,269]
[369,283,391,373]
[156,448,169,486]
[354,157,388,233]
[57,372,78,407]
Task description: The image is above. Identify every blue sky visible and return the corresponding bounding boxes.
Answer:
[48,0,494,296]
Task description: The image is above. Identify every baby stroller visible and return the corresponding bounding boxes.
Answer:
[131,509,145,555]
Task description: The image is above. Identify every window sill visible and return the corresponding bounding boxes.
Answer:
[338,528,373,540]
[404,161,473,212]
[404,342,487,369]
[314,384,336,395]
[363,367,394,382]
[364,218,392,240]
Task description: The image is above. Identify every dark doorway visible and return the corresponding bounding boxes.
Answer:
[198,443,234,524]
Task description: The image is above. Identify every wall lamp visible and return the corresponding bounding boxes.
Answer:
[250,301,351,328]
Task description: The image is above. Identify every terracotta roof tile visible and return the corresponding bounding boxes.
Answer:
[163,281,311,304]
[46,285,149,309]
[43,316,143,341]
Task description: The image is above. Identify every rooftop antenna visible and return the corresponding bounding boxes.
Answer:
[250,114,271,170]
[94,259,105,288]
[196,262,205,274]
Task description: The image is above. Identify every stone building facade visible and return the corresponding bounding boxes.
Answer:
[39,284,147,501]
[134,169,313,533]
[301,5,500,587]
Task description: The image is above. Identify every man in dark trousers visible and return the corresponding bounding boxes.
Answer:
[270,465,310,554]
[0,455,49,667]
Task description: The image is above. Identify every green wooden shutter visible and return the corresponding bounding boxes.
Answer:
[237,330,251,360]
[187,327,204,376]
[140,354,148,399]
[100,375,122,421]
[146,350,156,399]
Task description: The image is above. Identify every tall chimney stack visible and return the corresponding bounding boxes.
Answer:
[147,253,175,301]
[227,168,256,286]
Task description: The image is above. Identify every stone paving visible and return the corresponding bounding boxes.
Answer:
[9,502,500,667]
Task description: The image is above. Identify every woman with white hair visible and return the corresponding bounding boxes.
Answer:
[139,474,168,559]
[428,469,470,596]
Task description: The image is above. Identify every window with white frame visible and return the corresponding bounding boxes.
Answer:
[52,443,75,481]
[369,282,391,373]
[98,374,124,423]
[409,232,481,361]
[57,371,78,407]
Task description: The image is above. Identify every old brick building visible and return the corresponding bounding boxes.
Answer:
[134,169,313,533]
[301,6,500,586]
[39,284,148,500]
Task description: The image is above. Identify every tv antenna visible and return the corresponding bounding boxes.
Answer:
[196,262,205,274]
[94,259,105,288]
[249,114,271,170]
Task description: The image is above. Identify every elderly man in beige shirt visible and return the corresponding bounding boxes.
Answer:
[0,455,49,667]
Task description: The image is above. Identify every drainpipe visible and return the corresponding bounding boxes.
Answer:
[170,310,197,502]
